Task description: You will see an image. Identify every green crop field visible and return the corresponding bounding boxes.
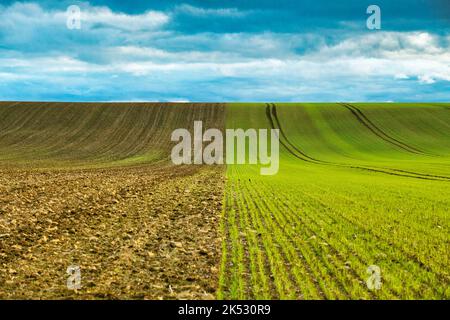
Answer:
[219,103,450,300]
[0,102,448,299]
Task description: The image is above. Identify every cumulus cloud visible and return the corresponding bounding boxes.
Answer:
[0,2,169,46]
[0,2,449,102]
[174,4,248,18]
[77,6,169,31]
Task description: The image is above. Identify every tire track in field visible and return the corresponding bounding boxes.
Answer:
[340,103,428,156]
[266,103,450,181]
[266,104,323,164]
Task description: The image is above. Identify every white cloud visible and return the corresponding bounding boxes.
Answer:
[78,6,169,31]
[0,55,103,73]
[175,4,248,18]
[0,2,169,35]
[101,32,450,84]
[0,3,449,101]
[4,46,449,85]
[168,98,191,103]
[404,32,437,50]
[418,75,436,84]
[313,32,445,59]
[394,74,409,80]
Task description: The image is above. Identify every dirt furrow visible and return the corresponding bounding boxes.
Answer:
[0,164,225,299]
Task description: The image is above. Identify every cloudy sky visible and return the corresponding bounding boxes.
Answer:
[0,0,449,102]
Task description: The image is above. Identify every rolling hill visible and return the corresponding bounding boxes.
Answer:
[0,101,448,299]
[221,102,450,299]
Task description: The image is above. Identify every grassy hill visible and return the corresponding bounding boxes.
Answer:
[220,103,450,299]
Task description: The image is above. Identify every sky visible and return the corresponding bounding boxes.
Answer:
[0,0,449,102]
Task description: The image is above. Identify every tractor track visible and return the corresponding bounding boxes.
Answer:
[340,103,429,156]
[266,103,450,182]
[266,104,323,164]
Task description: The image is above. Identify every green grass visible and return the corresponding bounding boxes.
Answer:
[219,103,450,299]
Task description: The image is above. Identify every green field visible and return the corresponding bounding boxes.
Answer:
[219,103,450,299]
[0,102,448,299]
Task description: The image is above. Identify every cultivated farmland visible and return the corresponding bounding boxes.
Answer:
[219,103,450,299]
[0,102,449,299]
[0,102,225,299]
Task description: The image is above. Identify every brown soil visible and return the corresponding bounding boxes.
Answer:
[0,164,224,299]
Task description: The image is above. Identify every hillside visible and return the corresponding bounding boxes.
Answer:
[0,102,224,168]
[221,103,450,299]
[0,102,449,299]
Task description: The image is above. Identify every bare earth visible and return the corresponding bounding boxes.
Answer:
[0,164,224,299]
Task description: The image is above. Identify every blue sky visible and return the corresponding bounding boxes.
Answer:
[0,0,449,102]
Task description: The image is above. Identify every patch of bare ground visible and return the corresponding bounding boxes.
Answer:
[0,164,224,299]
